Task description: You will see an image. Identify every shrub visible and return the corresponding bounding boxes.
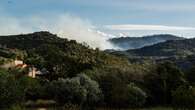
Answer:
[144,62,186,105]
[8,105,25,110]
[127,83,147,107]
[0,72,25,108]
[48,78,87,105]
[77,74,102,105]
[186,66,195,85]
[18,76,45,101]
[63,103,81,110]
[172,85,195,109]
[47,74,102,106]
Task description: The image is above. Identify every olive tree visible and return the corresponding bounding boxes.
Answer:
[47,74,102,106]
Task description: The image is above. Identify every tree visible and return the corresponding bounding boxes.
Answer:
[18,76,46,101]
[94,67,147,108]
[0,71,25,108]
[96,69,128,107]
[48,78,87,105]
[186,66,195,85]
[47,74,102,106]
[144,61,186,105]
[172,84,195,109]
[127,83,147,107]
[77,74,102,106]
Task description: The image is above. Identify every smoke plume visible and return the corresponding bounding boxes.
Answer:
[0,12,117,50]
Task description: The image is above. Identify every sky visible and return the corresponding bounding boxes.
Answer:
[0,0,195,49]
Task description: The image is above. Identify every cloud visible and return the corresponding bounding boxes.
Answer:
[0,12,118,50]
[143,5,195,12]
[104,24,195,31]
[102,24,195,38]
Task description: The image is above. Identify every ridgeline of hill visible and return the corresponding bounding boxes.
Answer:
[109,34,184,50]
[127,38,195,57]
[0,31,130,79]
[108,37,195,70]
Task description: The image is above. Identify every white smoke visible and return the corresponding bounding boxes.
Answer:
[0,13,117,50]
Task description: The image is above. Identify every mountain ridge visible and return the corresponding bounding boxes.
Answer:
[0,31,130,78]
[109,34,185,50]
[127,38,195,57]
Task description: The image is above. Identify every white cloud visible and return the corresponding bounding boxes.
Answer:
[144,5,195,12]
[102,24,195,38]
[104,24,195,31]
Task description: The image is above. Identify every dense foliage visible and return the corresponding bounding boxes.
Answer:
[0,70,24,108]
[46,74,102,106]
[127,38,195,57]
[1,32,195,109]
[172,84,195,109]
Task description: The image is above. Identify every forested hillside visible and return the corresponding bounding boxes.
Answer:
[127,38,195,57]
[0,31,129,79]
[109,34,184,50]
[0,32,195,110]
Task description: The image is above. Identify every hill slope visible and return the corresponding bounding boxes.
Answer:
[107,37,195,70]
[0,31,130,79]
[127,38,195,57]
[109,34,184,50]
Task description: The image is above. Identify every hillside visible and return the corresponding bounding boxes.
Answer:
[109,34,184,50]
[127,38,195,57]
[1,32,195,109]
[107,38,195,70]
[0,31,130,79]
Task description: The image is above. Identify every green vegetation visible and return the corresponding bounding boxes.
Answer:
[1,32,195,109]
[127,38,195,57]
[172,84,195,109]
[46,74,102,106]
[109,34,183,50]
[0,70,24,108]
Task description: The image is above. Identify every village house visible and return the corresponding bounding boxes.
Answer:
[0,59,43,78]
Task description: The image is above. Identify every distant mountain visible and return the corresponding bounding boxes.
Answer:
[127,38,195,57]
[107,37,195,70]
[109,34,184,50]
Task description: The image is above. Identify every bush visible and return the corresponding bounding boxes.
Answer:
[47,74,102,106]
[172,85,195,109]
[95,69,147,108]
[127,83,147,107]
[48,78,87,105]
[144,62,186,105]
[77,74,102,105]
[8,105,25,110]
[18,76,46,101]
[186,66,195,85]
[63,103,80,110]
[0,72,25,108]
